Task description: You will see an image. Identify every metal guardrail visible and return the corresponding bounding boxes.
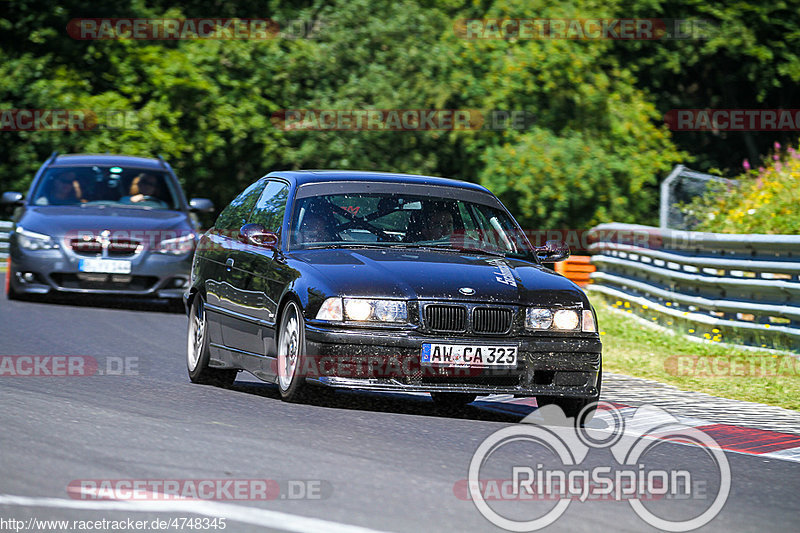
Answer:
[586,223,800,352]
[0,220,11,262]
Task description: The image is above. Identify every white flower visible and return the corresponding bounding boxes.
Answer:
[747,208,756,215]
[707,213,716,219]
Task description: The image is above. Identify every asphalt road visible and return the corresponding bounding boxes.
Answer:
[1,274,798,533]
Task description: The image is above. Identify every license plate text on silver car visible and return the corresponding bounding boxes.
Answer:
[78,259,132,274]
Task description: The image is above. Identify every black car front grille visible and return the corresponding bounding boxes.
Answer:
[473,307,513,334]
[423,304,516,335]
[424,304,467,333]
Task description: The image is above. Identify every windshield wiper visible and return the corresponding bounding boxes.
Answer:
[301,242,514,258]
[390,243,509,257]
[301,242,396,250]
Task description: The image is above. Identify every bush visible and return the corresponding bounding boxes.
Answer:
[683,141,800,234]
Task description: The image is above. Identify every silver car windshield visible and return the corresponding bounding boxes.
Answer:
[289,191,533,258]
[32,166,179,210]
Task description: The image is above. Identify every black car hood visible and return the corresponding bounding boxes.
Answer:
[19,205,192,236]
[293,248,587,306]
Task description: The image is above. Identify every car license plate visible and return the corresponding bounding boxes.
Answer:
[78,259,131,274]
[421,344,517,367]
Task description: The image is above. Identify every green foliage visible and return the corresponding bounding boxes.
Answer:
[682,141,800,234]
[0,0,794,231]
[446,0,684,228]
[613,0,800,172]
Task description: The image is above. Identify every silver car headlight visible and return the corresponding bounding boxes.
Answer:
[16,227,56,251]
[155,234,196,255]
[316,297,408,323]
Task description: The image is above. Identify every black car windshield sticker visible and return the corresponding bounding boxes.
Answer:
[487,258,516,287]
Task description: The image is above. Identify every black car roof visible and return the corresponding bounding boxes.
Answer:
[50,154,166,170]
[269,170,492,193]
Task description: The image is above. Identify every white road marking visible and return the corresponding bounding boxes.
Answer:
[0,493,392,533]
[761,446,800,462]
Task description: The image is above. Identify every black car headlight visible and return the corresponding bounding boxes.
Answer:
[525,308,553,329]
[316,297,408,323]
[526,308,587,331]
[16,227,57,251]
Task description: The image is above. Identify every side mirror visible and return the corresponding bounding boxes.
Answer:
[535,239,570,262]
[1,192,24,205]
[239,223,279,248]
[189,198,214,213]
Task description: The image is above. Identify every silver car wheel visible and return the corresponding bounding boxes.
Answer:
[187,298,205,372]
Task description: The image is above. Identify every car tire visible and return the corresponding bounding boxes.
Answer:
[6,265,21,301]
[430,392,477,408]
[536,369,602,424]
[187,295,237,387]
[277,300,311,403]
[6,280,21,301]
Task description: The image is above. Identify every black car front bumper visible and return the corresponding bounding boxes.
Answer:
[303,324,601,398]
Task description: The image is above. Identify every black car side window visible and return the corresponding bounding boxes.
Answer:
[249,181,289,232]
[215,179,268,231]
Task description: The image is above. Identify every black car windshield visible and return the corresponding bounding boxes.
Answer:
[32,166,179,210]
[289,191,533,258]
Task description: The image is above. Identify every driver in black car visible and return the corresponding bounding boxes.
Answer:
[420,207,455,241]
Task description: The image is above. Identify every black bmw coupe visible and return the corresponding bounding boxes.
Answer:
[186,170,601,417]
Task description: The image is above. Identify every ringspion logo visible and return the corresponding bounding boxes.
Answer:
[466,403,730,531]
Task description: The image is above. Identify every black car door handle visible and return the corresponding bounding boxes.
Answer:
[226,258,234,272]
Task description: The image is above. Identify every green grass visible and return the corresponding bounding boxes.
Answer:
[594,302,800,411]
